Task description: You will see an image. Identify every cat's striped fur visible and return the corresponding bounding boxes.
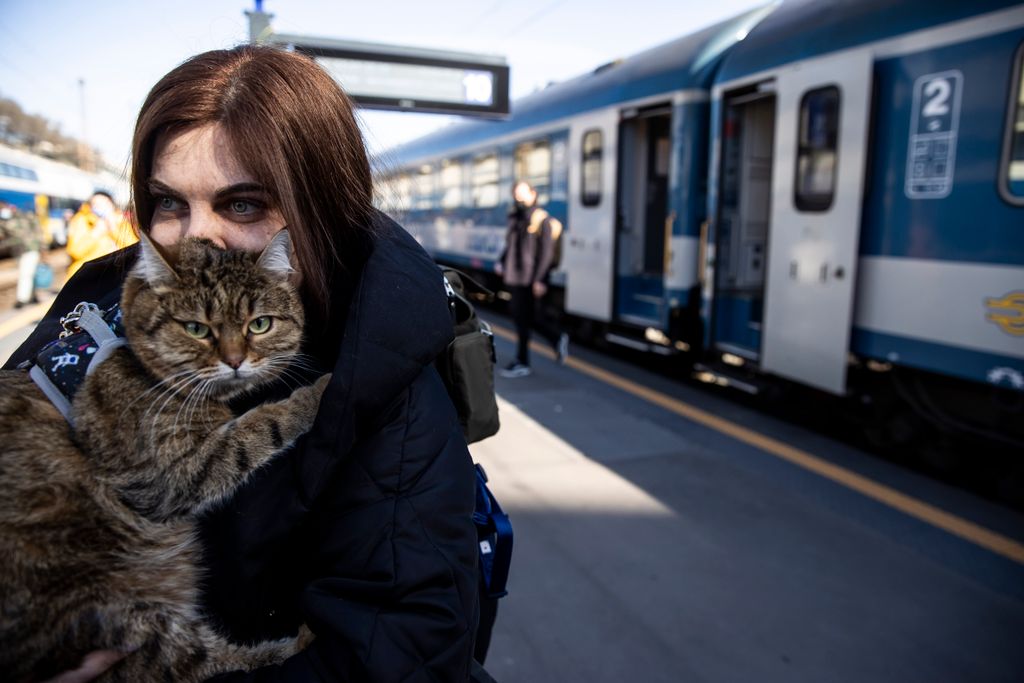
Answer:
[0,231,324,682]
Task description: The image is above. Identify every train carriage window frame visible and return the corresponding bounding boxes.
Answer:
[440,158,465,209]
[471,152,500,209]
[413,164,436,210]
[999,41,1024,205]
[794,85,841,212]
[396,173,412,211]
[513,139,552,205]
[581,129,603,207]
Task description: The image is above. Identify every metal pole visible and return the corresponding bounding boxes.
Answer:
[245,0,274,44]
[77,77,90,170]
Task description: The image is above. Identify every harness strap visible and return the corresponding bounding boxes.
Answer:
[28,301,127,425]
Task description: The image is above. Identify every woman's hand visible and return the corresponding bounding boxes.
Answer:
[532,281,547,298]
[40,650,126,683]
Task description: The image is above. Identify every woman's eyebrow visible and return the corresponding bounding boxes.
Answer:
[213,183,267,199]
[148,178,182,197]
[147,179,267,199]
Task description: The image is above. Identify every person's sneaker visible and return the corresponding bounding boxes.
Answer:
[555,333,570,365]
[500,361,532,378]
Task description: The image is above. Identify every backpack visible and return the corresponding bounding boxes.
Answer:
[526,208,563,270]
[436,267,500,443]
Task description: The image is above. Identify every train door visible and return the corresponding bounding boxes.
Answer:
[610,105,675,327]
[615,104,672,327]
[760,50,872,394]
[712,89,776,361]
[565,109,618,322]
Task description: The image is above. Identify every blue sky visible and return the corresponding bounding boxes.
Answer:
[0,0,765,167]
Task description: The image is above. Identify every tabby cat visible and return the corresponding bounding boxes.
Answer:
[0,230,326,682]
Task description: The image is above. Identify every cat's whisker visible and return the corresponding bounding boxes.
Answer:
[141,371,203,420]
[120,368,204,422]
[148,372,209,446]
[268,367,312,393]
[178,369,221,434]
[184,376,217,435]
[137,376,199,432]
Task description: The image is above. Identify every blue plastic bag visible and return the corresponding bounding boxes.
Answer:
[34,263,53,290]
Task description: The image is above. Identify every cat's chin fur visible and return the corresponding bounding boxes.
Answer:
[211,369,282,400]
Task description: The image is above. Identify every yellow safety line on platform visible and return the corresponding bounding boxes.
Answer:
[489,322,1024,566]
[0,300,50,342]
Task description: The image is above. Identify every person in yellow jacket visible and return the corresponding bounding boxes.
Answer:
[66,191,138,278]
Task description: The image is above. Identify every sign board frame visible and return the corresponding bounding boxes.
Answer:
[269,33,510,117]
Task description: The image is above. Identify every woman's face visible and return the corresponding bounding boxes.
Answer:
[148,124,285,251]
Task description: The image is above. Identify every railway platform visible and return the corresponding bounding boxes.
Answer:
[0,287,1022,682]
[0,250,67,362]
[472,318,1024,683]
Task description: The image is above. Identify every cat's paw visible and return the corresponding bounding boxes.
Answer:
[313,372,332,397]
[285,373,332,418]
[296,623,316,650]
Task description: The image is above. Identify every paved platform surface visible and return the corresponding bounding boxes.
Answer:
[0,250,68,365]
[472,322,1024,683]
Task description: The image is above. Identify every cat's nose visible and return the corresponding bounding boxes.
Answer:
[224,354,245,370]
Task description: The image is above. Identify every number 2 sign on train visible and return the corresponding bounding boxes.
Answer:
[377,0,1024,446]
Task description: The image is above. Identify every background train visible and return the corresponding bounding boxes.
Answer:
[0,144,128,253]
[377,0,1024,446]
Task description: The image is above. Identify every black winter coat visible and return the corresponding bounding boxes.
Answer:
[5,213,481,682]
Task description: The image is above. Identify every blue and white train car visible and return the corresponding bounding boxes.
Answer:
[379,5,775,332]
[0,144,122,247]
[704,0,1024,435]
[379,0,1024,439]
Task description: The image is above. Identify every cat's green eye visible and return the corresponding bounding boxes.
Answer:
[248,316,272,335]
[184,321,211,339]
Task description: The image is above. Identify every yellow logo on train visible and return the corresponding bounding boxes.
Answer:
[985,292,1024,336]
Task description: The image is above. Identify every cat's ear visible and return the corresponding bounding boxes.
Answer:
[257,229,296,278]
[132,231,179,291]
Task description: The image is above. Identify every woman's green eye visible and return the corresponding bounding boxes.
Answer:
[184,321,210,339]
[248,316,272,334]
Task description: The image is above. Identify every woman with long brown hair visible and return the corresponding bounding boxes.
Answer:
[7,45,482,682]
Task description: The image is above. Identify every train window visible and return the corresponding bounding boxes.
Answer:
[794,86,840,212]
[375,173,411,212]
[372,175,390,210]
[414,165,435,210]
[514,140,552,204]
[581,129,603,207]
[395,174,412,211]
[0,162,36,181]
[440,159,464,209]
[1001,43,1024,203]
[472,153,500,208]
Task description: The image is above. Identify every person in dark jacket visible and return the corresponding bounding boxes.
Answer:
[1,203,44,307]
[6,45,483,683]
[496,180,569,378]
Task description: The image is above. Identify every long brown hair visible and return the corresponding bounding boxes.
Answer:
[130,45,375,321]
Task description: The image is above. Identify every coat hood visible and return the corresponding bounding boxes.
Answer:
[299,211,454,500]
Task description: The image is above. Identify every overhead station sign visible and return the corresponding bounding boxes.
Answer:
[269,33,510,117]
